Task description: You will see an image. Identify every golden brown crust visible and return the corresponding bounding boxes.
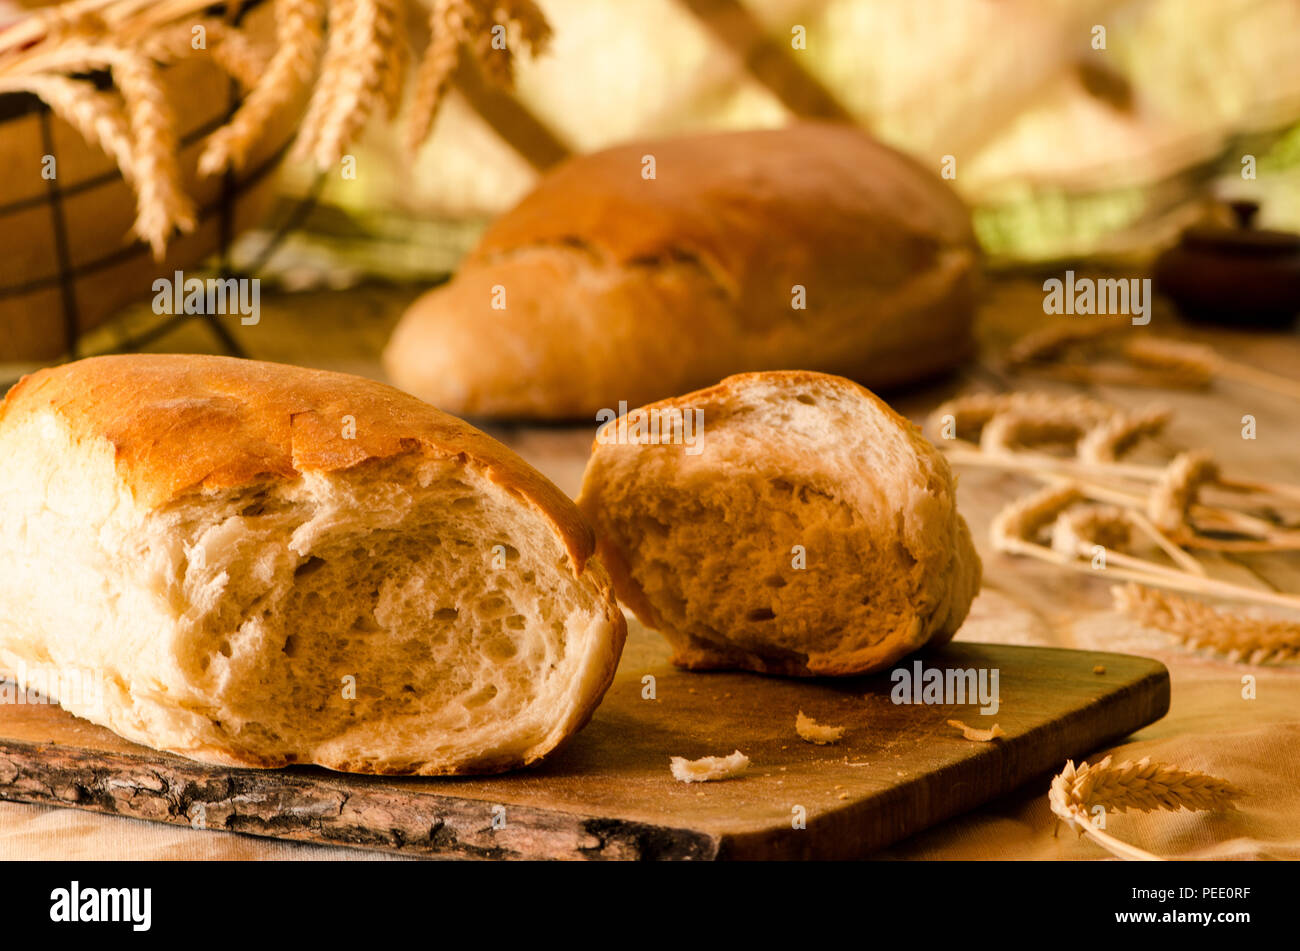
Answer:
[1,354,596,570]
[386,122,980,419]
[471,122,975,303]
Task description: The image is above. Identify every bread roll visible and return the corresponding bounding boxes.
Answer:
[384,122,980,419]
[576,371,980,677]
[0,354,625,774]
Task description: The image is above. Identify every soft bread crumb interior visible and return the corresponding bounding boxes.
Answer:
[581,375,979,675]
[0,412,612,773]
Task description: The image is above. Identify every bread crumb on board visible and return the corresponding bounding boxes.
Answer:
[796,711,846,745]
[670,750,750,783]
[947,719,1006,742]
[1093,664,1107,675]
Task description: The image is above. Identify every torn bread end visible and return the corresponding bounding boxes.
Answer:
[669,750,750,783]
[796,711,846,745]
[947,719,1006,742]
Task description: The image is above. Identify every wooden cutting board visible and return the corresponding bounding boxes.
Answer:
[0,621,1167,860]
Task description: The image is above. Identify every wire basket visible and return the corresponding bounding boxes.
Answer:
[0,0,305,362]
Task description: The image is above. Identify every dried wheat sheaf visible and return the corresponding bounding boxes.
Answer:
[0,0,551,256]
[1114,583,1300,664]
[1049,756,1241,860]
[940,389,1300,641]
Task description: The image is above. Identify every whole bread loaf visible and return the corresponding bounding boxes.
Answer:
[385,122,980,419]
[577,370,981,676]
[0,355,625,774]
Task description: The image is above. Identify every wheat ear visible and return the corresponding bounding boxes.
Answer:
[290,0,358,165]
[1049,756,1241,860]
[472,0,552,88]
[295,0,403,169]
[1078,406,1171,464]
[19,38,198,255]
[107,49,196,256]
[990,483,1084,552]
[1114,583,1300,663]
[1147,450,1218,533]
[407,0,476,151]
[207,21,273,89]
[201,0,325,174]
[140,19,270,89]
[1003,321,1123,369]
[1126,337,1300,402]
[1146,452,1300,547]
[1050,504,1131,556]
[926,391,1115,444]
[5,74,134,177]
[980,410,1091,456]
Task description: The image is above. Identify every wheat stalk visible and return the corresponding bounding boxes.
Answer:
[503,0,552,49]
[1121,337,1214,378]
[472,0,551,88]
[1125,507,1207,576]
[201,0,325,174]
[1006,327,1213,389]
[939,389,1300,552]
[292,0,365,167]
[479,0,551,85]
[34,3,111,44]
[1048,500,1205,576]
[1114,583,1300,663]
[1124,336,1300,403]
[1049,756,1241,860]
[1144,454,1299,547]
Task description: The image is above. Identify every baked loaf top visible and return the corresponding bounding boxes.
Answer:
[385,122,980,419]
[469,121,974,315]
[577,370,981,676]
[0,355,624,774]
[3,354,594,566]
